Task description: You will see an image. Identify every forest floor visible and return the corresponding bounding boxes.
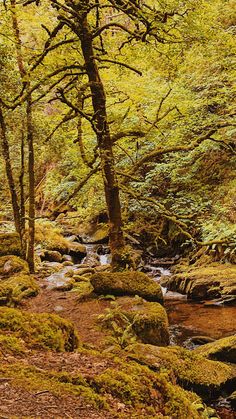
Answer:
[0,277,139,419]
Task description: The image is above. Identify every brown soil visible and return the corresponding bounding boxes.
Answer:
[22,280,111,349]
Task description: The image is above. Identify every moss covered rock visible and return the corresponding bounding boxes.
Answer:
[117,297,169,346]
[0,333,25,356]
[0,233,22,256]
[127,343,235,399]
[91,361,206,418]
[91,271,163,303]
[0,255,29,277]
[164,263,236,301]
[194,335,236,363]
[0,307,79,351]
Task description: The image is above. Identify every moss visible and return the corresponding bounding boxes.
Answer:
[0,232,21,256]
[0,307,79,351]
[35,220,70,253]
[194,335,236,363]
[6,274,39,303]
[91,361,204,418]
[91,271,163,303]
[0,333,25,355]
[71,280,94,299]
[127,343,235,399]
[167,263,236,300]
[0,362,106,409]
[105,297,170,346]
[0,255,29,277]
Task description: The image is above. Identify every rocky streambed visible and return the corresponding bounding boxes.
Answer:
[0,228,235,418]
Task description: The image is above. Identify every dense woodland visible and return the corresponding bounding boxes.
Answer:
[0,1,235,418]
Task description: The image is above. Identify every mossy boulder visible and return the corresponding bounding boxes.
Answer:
[115,297,169,346]
[0,307,79,351]
[0,233,21,256]
[194,335,236,363]
[0,255,29,278]
[164,263,236,301]
[127,343,236,399]
[0,333,25,356]
[91,360,208,418]
[91,271,163,303]
[0,273,39,306]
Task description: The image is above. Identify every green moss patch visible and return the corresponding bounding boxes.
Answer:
[166,263,236,300]
[127,343,235,399]
[0,307,79,351]
[0,333,25,356]
[0,233,22,256]
[91,271,163,303]
[194,335,236,363]
[0,255,29,277]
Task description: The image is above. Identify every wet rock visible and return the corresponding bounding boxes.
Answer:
[0,232,22,256]
[91,271,163,303]
[42,250,62,263]
[127,343,236,400]
[189,336,216,346]
[62,254,73,262]
[62,261,74,267]
[68,242,87,261]
[74,267,95,276]
[194,335,236,363]
[228,391,236,409]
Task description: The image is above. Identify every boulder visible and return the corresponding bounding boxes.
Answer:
[42,250,62,263]
[127,343,236,399]
[105,297,170,346]
[0,307,79,351]
[0,232,21,256]
[68,242,87,260]
[164,264,236,301]
[0,255,29,278]
[0,256,38,306]
[91,271,163,303]
[194,335,236,363]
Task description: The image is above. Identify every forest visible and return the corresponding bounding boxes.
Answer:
[0,0,235,417]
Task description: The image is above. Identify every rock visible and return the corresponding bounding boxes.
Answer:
[68,242,87,260]
[228,391,236,409]
[62,254,73,262]
[194,335,236,363]
[165,264,236,301]
[83,225,109,244]
[0,307,79,351]
[189,336,216,346]
[0,232,22,256]
[91,271,163,303]
[114,297,169,346]
[42,250,62,263]
[0,255,29,278]
[127,343,236,399]
[74,267,95,276]
[62,261,74,267]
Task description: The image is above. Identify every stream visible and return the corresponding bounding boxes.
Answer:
[42,243,235,418]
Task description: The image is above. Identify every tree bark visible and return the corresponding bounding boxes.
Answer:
[0,106,21,236]
[77,13,127,268]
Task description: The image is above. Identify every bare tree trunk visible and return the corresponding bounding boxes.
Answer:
[0,107,21,236]
[19,130,26,257]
